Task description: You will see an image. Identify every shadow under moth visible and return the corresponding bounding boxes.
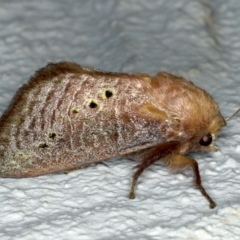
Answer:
[0,62,239,209]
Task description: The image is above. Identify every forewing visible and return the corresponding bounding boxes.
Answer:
[0,62,180,177]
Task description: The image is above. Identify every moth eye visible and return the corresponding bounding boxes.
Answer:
[199,133,212,146]
[89,100,98,108]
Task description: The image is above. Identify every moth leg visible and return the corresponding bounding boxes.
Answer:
[168,154,216,209]
[129,141,179,199]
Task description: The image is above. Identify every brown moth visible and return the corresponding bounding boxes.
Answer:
[0,62,237,209]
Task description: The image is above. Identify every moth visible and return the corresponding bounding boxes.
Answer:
[0,62,238,209]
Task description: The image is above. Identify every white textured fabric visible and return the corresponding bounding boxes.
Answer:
[0,1,239,239]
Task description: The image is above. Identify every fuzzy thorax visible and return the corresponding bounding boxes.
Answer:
[152,72,226,154]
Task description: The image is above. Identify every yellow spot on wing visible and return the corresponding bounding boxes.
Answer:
[142,103,169,121]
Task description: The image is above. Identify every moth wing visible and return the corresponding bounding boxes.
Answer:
[113,102,181,156]
[0,62,181,177]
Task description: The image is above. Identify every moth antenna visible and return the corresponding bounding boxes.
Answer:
[225,108,240,122]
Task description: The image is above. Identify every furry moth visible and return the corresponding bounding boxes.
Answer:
[0,61,237,209]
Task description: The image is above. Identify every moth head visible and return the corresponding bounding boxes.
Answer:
[197,108,239,152]
[173,87,227,153]
[198,114,226,152]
